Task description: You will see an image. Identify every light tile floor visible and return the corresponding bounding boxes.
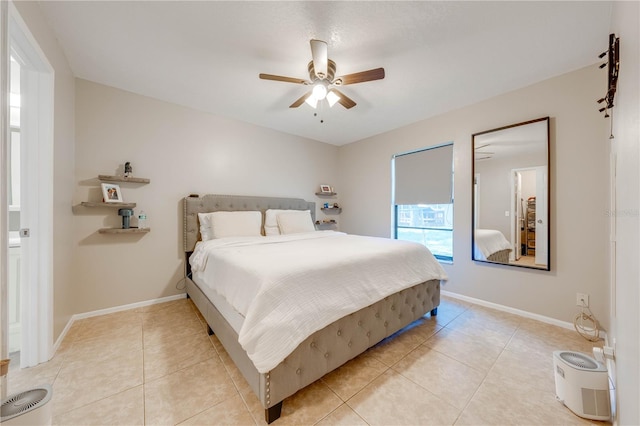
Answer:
[7,296,611,425]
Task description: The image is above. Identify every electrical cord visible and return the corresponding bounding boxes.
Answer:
[573,300,601,342]
[175,271,192,291]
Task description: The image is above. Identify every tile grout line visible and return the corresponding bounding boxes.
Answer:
[450,319,523,425]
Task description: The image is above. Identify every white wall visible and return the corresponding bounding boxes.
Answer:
[13,1,76,340]
[73,79,339,313]
[338,65,610,328]
[609,2,639,424]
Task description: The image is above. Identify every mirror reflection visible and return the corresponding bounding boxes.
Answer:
[472,117,550,270]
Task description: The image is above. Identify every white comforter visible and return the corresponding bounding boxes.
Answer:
[474,229,512,260]
[190,231,447,373]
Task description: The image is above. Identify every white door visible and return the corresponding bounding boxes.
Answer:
[512,171,523,261]
[535,166,548,266]
[7,4,54,369]
[1,0,9,398]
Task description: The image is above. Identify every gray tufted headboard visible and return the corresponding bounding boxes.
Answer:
[183,194,316,252]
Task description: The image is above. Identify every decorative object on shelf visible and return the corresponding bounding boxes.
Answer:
[319,184,332,193]
[101,183,123,203]
[596,33,620,139]
[138,210,147,229]
[124,161,133,177]
[333,203,339,208]
[118,208,133,229]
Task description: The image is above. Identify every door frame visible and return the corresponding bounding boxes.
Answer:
[3,3,54,371]
[509,166,548,267]
[1,0,9,398]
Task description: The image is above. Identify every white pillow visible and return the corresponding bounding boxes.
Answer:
[198,211,261,240]
[276,210,315,235]
[264,209,290,236]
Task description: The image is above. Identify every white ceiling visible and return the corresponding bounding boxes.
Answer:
[37,1,612,146]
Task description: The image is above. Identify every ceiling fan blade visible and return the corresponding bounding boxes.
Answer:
[289,91,312,108]
[310,39,328,80]
[330,89,356,109]
[259,73,309,85]
[475,143,492,150]
[335,67,385,85]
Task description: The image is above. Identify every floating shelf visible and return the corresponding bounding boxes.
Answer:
[315,192,337,196]
[98,175,151,184]
[321,207,342,213]
[316,222,337,229]
[81,201,137,209]
[98,228,150,234]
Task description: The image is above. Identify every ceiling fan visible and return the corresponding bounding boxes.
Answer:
[259,39,385,110]
[474,143,494,160]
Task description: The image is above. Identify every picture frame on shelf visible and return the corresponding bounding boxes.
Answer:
[101,183,123,203]
[319,184,332,193]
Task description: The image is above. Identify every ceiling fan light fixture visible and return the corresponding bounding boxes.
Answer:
[304,95,318,109]
[326,90,340,107]
[312,83,327,100]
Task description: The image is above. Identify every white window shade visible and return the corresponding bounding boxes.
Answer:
[394,144,453,205]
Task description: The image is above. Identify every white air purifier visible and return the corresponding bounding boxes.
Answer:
[1,384,53,426]
[553,351,610,421]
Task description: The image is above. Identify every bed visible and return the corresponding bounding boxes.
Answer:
[183,194,446,423]
[474,228,513,263]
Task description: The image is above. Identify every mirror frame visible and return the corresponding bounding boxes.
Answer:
[471,117,550,270]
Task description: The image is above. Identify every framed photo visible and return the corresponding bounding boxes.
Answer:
[319,184,332,193]
[101,183,123,203]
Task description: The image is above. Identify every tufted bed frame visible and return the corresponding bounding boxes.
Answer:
[486,249,511,264]
[183,194,441,423]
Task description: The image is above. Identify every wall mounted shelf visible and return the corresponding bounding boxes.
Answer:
[98,228,150,234]
[316,222,338,230]
[315,192,337,197]
[81,201,137,209]
[321,207,342,213]
[98,175,151,184]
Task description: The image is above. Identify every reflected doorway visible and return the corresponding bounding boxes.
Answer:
[510,166,548,267]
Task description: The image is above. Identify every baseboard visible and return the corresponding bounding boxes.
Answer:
[52,293,187,354]
[441,290,597,334]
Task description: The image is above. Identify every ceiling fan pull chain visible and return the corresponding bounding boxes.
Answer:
[314,101,326,123]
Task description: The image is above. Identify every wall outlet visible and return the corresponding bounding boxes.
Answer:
[576,293,589,307]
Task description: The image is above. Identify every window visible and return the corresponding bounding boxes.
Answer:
[393,143,454,262]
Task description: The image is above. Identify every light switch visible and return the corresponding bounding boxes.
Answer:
[504,211,510,217]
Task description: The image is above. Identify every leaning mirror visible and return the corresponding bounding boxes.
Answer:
[472,117,550,270]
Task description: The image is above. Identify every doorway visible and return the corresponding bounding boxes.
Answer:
[510,166,548,268]
[2,3,54,374]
